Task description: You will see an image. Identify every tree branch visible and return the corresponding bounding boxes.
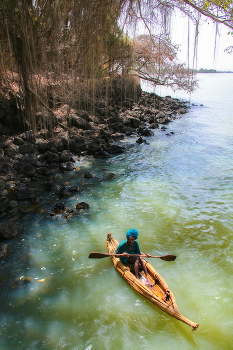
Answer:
[180,0,233,30]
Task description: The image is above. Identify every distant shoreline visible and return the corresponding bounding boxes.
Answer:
[195,69,233,73]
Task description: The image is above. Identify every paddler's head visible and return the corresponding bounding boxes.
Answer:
[126,229,138,246]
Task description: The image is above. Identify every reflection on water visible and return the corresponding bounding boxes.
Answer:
[1,74,233,349]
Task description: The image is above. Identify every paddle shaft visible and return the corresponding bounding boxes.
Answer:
[88,252,176,261]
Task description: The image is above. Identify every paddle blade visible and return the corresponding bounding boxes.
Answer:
[160,255,176,261]
[88,252,109,259]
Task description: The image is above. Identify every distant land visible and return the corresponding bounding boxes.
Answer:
[195,68,233,73]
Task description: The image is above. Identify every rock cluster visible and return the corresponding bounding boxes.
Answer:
[0,222,17,258]
[0,89,190,242]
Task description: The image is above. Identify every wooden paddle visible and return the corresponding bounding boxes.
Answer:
[88,252,176,261]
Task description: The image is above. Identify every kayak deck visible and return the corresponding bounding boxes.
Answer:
[106,233,199,330]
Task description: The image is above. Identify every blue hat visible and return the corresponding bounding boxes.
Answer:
[126,229,138,239]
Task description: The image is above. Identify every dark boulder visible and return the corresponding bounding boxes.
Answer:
[58,186,71,197]
[84,172,94,179]
[4,144,19,157]
[9,276,33,289]
[76,202,90,210]
[20,163,36,177]
[46,163,60,171]
[24,153,46,167]
[148,115,158,124]
[106,144,125,154]
[69,186,81,192]
[0,161,16,175]
[124,116,141,129]
[45,151,60,164]
[17,187,37,200]
[36,166,52,177]
[149,123,159,129]
[18,142,36,154]
[111,133,125,141]
[7,200,18,208]
[21,130,36,144]
[156,111,165,119]
[0,180,5,190]
[0,199,8,213]
[14,137,24,146]
[107,115,123,124]
[60,162,75,171]
[0,243,9,258]
[68,140,85,154]
[138,127,154,137]
[94,150,110,159]
[54,201,65,213]
[0,222,18,240]
[136,137,149,145]
[60,150,74,163]
[45,181,61,192]
[86,142,101,154]
[70,115,92,130]
[136,136,144,144]
[53,139,65,152]
[159,116,171,125]
[35,139,48,154]
[145,108,160,116]
[103,173,118,180]
[76,110,90,122]
[177,108,187,114]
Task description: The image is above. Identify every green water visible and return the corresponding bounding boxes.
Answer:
[1,74,233,349]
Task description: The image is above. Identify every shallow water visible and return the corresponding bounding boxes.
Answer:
[1,74,233,349]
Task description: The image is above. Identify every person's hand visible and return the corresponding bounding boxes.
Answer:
[122,252,129,257]
[145,254,152,257]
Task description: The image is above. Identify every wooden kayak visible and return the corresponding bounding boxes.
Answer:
[106,233,199,330]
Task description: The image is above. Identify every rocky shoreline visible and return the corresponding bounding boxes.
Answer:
[0,89,190,259]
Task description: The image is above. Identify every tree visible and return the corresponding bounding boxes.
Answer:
[176,0,233,30]
[1,0,232,131]
[0,0,130,130]
[131,34,197,92]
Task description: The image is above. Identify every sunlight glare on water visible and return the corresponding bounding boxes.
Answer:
[1,74,233,349]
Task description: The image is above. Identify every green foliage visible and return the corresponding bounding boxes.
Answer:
[196,68,217,72]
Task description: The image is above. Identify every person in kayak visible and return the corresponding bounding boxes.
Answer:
[115,229,153,286]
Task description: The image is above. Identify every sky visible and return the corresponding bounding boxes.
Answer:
[126,6,233,72]
[171,13,233,71]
